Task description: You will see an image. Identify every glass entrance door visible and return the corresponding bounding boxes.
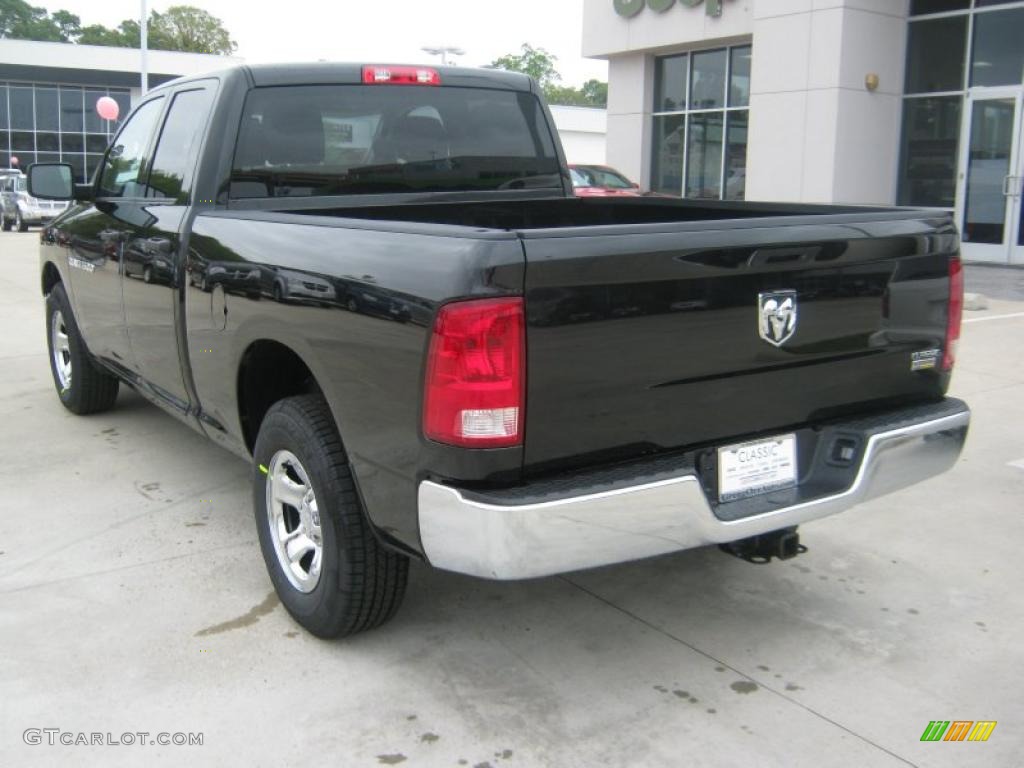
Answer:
[956,89,1024,263]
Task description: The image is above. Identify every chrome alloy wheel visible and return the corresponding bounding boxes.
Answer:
[51,310,72,391]
[265,450,323,592]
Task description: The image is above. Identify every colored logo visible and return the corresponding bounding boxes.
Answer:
[920,721,997,742]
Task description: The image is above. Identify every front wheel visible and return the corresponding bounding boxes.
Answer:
[46,283,120,414]
[253,395,408,637]
[16,210,28,232]
[1,215,11,232]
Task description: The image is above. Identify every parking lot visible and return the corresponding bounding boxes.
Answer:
[1,230,1021,767]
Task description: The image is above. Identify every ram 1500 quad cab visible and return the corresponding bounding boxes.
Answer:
[29,63,970,637]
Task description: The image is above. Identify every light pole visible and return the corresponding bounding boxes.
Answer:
[420,46,465,66]
[140,0,149,94]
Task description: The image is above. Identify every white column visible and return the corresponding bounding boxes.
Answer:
[605,53,653,187]
[745,0,908,205]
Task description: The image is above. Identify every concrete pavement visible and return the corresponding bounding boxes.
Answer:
[1,231,1021,767]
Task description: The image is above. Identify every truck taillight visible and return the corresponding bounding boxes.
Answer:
[423,297,524,448]
[942,255,963,371]
[362,66,441,86]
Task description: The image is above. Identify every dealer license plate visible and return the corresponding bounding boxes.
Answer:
[717,433,797,501]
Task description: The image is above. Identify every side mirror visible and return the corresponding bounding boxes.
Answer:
[631,182,640,189]
[27,163,74,200]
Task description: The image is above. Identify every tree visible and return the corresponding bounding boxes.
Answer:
[77,23,124,47]
[0,2,235,54]
[50,8,79,40]
[0,0,63,41]
[489,43,561,91]
[580,79,608,107]
[489,43,608,109]
[150,6,236,55]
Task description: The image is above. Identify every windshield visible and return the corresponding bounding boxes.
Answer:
[573,166,632,189]
[230,85,562,199]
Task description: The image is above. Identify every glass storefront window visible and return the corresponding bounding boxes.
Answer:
[12,131,34,152]
[651,114,685,195]
[897,96,962,207]
[690,49,727,110]
[651,44,749,200]
[910,0,969,14]
[970,7,1024,87]
[724,112,748,200]
[655,56,688,113]
[10,87,34,130]
[35,88,58,131]
[729,47,751,108]
[905,16,967,93]
[60,88,84,133]
[686,112,724,198]
[84,90,109,134]
[86,134,110,153]
[36,132,59,152]
[0,82,130,182]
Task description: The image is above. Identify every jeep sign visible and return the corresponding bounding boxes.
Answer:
[614,0,723,17]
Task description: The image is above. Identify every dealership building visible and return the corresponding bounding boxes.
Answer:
[0,38,235,187]
[583,0,1024,263]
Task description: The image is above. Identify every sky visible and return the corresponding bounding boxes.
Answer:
[34,0,608,87]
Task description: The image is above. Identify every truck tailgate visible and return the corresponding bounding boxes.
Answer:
[521,214,958,472]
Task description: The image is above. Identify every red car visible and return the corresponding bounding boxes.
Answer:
[569,164,644,197]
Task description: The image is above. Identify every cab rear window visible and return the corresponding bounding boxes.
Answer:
[229,85,561,198]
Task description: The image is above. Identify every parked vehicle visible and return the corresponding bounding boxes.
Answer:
[31,62,969,638]
[2,173,68,231]
[569,164,644,197]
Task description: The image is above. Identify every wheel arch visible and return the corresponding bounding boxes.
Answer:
[41,261,62,296]
[237,338,326,453]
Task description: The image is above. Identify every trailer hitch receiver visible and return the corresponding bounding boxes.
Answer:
[719,526,806,564]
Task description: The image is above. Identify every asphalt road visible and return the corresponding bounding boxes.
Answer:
[1,231,1022,768]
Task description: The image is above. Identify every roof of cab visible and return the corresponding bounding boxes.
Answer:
[148,62,535,96]
[241,62,534,92]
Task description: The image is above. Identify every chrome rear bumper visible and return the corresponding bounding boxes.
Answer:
[418,400,970,579]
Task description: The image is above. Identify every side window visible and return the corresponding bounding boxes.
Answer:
[98,97,164,198]
[147,88,215,202]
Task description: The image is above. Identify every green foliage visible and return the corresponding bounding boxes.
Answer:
[0,2,236,55]
[0,0,65,41]
[152,6,236,55]
[489,43,608,108]
[490,43,562,90]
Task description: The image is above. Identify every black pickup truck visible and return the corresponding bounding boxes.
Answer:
[29,63,970,638]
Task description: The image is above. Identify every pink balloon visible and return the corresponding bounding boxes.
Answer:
[96,96,120,122]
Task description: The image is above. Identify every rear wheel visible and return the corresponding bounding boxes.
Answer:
[253,395,408,637]
[46,283,120,414]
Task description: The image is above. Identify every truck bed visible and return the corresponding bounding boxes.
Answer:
[231,196,958,476]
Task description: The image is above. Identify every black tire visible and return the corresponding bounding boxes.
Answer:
[16,210,28,232]
[1,215,10,232]
[253,395,408,638]
[46,283,120,414]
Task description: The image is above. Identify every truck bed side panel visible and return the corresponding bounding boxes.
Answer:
[184,212,526,551]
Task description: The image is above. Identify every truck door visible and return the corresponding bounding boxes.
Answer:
[120,84,216,412]
[62,96,165,371]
